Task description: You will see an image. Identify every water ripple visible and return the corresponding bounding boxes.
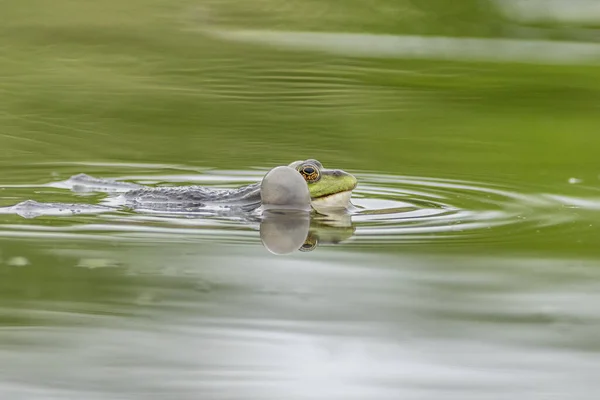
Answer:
[351,173,583,245]
[0,163,595,250]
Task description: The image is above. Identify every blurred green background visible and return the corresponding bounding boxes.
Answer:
[0,2,600,397]
[1,0,599,184]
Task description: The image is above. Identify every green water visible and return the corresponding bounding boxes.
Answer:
[1,1,600,398]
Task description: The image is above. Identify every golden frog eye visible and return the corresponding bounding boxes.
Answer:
[297,164,320,183]
[299,233,318,252]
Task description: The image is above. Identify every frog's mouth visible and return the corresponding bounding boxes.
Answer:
[310,190,353,211]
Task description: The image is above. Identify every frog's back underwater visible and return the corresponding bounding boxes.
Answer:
[1,159,358,218]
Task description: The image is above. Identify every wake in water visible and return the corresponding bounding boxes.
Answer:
[0,164,596,251]
[0,172,266,218]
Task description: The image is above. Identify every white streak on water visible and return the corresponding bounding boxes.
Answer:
[204,29,600,65]
[1,250,600,399]
[495,0,600,23]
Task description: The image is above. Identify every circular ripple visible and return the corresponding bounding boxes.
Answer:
[349,173,592,245]
[0,163,596,249]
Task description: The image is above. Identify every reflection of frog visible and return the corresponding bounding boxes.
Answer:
[260,211,355,254]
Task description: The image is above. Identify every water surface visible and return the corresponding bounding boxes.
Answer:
[1,0,600,398]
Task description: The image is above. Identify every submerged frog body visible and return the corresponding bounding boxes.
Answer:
[4,159,358,218]
[118,182,264,211]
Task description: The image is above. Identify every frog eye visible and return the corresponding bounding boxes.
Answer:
[297,163,320,183]
[299,234,318,252]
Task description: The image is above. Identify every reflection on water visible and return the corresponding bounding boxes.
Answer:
[0,163,597,254]
[205,28,600,65]
[0,164,598,397]
[0,168,598,396]
[2,0,600,395]
[1,237,599,399]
